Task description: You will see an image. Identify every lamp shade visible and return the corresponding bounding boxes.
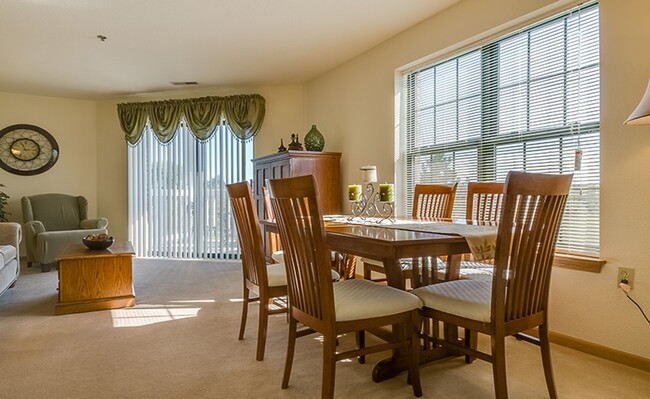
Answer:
[625,78,650,125]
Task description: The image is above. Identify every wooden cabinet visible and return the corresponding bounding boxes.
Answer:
[252,150,342,217]
[252,151,342,261]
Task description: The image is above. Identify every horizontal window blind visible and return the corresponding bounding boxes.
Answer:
[398,2,599,256]
[128,122,253,259]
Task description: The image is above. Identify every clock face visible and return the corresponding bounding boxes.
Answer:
[11,138,40,161]
[0,124,59,175]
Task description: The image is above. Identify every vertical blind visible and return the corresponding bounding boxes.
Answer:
[128,122,253,259]
[398,2,599,256]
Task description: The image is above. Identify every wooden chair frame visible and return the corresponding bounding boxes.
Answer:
[466,182,505,223]
[268,175,422,399]
[227,182,288,361]
[418,171,572,399]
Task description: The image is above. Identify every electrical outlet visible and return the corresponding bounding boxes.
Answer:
[617,267,635,290]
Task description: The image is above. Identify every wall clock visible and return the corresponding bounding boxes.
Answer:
[0,124,59,175]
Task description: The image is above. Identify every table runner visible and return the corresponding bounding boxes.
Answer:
[324,216,498,261]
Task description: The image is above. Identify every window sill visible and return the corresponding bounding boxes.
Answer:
[553,253,605,273]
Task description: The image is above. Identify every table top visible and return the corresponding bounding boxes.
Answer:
[57,240,135,260]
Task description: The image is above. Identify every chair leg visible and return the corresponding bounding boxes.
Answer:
[465,329,478,364]
[539,324,558,399]
[322,334,337,399]
[238,287,250,340]
[27,261,32,268]
[282,317,298,389]
[408,313,423,397]
[256,296,269,361]
[356,330,366,364]
[363,263,372,280]
[491,335,508,399]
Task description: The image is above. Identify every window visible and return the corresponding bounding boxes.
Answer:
[128,123,253,259]
[397,3,599,256]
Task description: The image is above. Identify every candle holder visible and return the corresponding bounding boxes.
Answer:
[348,182,395,223]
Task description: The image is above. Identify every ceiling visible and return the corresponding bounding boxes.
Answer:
[0,0,459,100]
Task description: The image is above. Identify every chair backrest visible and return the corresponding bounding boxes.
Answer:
[412,183,458,219]
[226,182,269,289]
[21,194,87,231]
[262,185,282,257]
[492,171,572,325]
[466,182,505,222]
[268,175,335,330]
[262,186,275,221]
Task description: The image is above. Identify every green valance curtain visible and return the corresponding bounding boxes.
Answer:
[117,94,265,145]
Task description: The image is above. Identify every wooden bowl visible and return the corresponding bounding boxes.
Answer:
[82,236,114,250]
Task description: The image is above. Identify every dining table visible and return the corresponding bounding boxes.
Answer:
[260,215,498,382]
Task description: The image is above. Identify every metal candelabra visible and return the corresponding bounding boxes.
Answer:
[348,182,395,223]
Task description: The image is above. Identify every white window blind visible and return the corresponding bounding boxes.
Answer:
[128,122,253,259]
[397,2,599,256]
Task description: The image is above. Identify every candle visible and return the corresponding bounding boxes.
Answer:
[360,165,377,183]
[348,184,362,201]
[379,183,394,202]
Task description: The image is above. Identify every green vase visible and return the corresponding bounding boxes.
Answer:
[304,125,325,152]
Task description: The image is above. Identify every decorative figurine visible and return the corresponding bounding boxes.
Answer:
[287,133,303,151]
[278,138,287,152]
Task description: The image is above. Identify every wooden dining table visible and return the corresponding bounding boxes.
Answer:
[261,216,493,382]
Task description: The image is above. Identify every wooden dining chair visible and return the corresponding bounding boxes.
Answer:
[363,182,458,283]
[268,175,423,399]
[451,181,506,281]
[226,181,288,361]
[411,171,572,399]
[466,182,505,223]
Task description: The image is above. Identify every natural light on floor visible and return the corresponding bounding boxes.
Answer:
[111,300,214,327]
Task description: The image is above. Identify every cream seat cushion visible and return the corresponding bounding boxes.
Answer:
[411,279,492,322]
[334,279,422,322]
[266,263,340,288]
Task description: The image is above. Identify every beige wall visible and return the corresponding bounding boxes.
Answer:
[0,92,98,226]
[304,0,650,358]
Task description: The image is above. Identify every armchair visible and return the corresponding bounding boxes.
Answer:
[21,194,108,272]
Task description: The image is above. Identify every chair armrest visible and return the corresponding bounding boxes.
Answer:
[0,222,22,249]
[22,221,45,262]
[23,220,45,239]
[80,218,109,230]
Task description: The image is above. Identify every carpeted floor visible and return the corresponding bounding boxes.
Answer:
[0,258,648,399]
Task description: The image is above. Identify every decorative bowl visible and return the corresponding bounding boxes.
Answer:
[82,235,114,250]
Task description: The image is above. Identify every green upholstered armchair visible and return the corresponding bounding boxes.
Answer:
[21,194,108,272]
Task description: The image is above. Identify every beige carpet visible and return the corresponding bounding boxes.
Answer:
[0,258,648,399]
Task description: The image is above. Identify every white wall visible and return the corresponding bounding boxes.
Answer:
[304,0,650,358]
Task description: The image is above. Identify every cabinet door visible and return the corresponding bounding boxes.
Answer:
[270,159,290,179]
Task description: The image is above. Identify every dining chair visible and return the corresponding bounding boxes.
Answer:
[363,182,458,284]
[265,184,358,279]
[226,181,289,361]
[452,181,505,281]
[268,175,423,399]
[411,171,572,399]
[262,185,284,263]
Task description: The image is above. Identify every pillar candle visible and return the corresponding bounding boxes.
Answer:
[360,165,377,183]
[379,183,394,202]
[348,184,362,201]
